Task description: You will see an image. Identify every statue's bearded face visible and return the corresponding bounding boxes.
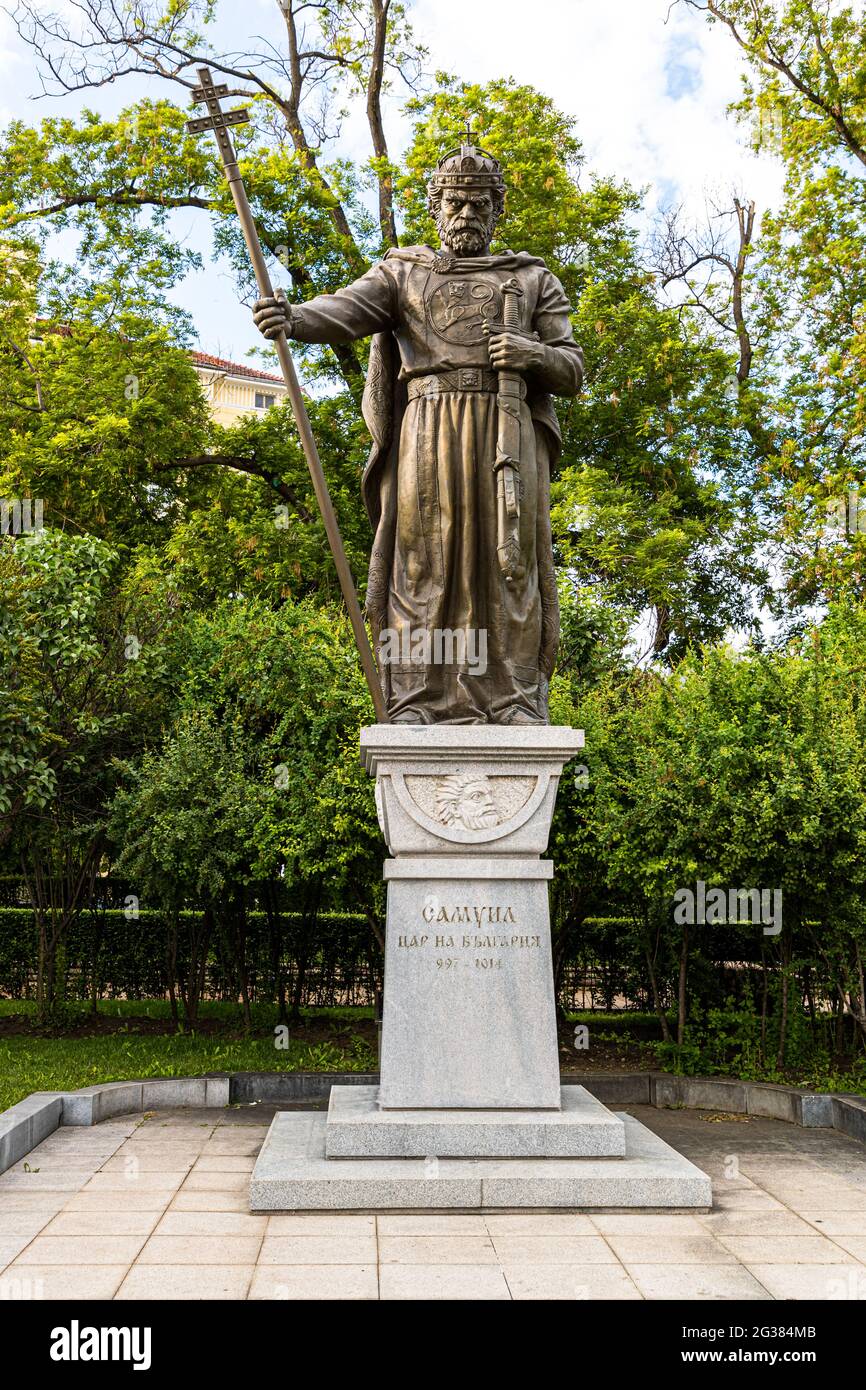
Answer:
[435,186,498,256]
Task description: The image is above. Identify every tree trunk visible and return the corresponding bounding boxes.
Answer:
[677,922,689,1048]
[643,921,671,1043]
[760,945,769,1064]
[266,882,289,1026]
[777,936,790,1071]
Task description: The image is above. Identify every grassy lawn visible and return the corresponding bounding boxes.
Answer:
[0,1001,378,1110]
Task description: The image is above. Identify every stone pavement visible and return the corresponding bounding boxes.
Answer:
[1,1102,865,1300]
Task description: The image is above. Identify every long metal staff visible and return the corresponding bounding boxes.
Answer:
[188,66,389,723]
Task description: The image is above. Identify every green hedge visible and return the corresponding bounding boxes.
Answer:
[0,906,378,1006]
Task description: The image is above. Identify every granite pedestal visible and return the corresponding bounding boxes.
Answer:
[250,725,712,1211]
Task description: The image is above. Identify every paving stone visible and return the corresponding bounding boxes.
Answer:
[249,1265,378,1300]
[116,1264,254,1300]
[3,1096,865,1302]
[266,1213,376,1235]
[0,1192,68,1212]
[626,1263,772,1300]
[0,1209,61,1237]
[0,1235,33,1267]
[116,1130,209,1148]
[65,1190,171,1212]
[0,1174,90,1193]
[604,1232,736,1265]
[258,1235,377,1265]
[590,1213,709,1235]
[169,1190,250,1213]
[137,1235,263,1265]
[488,1235,618,1264]
[182,1171,250,1192]
[711,1189,785,1211]
[769,1188,866,1212]
[79,1172,186,1193]
[378,1235,498,1264]
[503,1263,643,1300]
[378,1263,511,1300]
[804,1213,866,1235]
[43,1210,161,1237]
[376,1214,488,1236]
[484,1213,597,1235]
[718,1234,858,1264]
[203,1136,264,1156]
[746,1264,866,1299]
[699,1210,817,1236]
[99,1153,196,1173]
[0,1264,129,1300]
[820,1234,866,1262]
[192,1155,255,1172]
[155,1211,267,1237]
[15,1234,147,1265]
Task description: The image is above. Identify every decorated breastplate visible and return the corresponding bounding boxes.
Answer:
[426,275,504,345]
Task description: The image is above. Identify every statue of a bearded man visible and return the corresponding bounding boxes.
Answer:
[254,134,584,725]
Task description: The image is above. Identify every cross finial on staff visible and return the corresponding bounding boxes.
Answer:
[187,66,251,178]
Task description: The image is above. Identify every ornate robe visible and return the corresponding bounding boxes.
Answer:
[289,245,584,723]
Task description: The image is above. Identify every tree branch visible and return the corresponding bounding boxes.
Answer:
[366,0,398,248]
[685,0,866,169]
[172,453,315,522]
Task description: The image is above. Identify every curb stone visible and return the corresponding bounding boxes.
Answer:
[0,1071,862,1176]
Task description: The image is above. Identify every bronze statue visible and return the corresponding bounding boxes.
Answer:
[254,133,583,725]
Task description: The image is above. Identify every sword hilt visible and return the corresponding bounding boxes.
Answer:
[501,276,523,331]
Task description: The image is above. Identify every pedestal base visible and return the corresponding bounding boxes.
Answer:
[325,1085,626,1158]
[250,1109,712,1212]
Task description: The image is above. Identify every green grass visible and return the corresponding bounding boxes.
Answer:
[0,1031,378,1111]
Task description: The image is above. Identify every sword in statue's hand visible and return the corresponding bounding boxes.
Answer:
[187,67,389,724]
[490,277,526,587]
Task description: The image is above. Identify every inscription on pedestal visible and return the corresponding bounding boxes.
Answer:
[400,899,543,980]
[379,874,561,1110]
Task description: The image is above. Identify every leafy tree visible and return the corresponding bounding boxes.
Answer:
[0,529,179,1019]
[0,304,210,553]
[682,1,866,612]
[555,619,866,1067]
[109,593,383,1027]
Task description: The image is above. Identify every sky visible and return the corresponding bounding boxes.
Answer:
[0,0,787,362]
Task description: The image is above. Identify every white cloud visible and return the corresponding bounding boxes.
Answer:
[410,0,785,221]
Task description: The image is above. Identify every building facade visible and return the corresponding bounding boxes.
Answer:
[190,351,287,427]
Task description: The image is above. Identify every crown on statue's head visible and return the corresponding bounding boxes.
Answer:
[429,123,506,191]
